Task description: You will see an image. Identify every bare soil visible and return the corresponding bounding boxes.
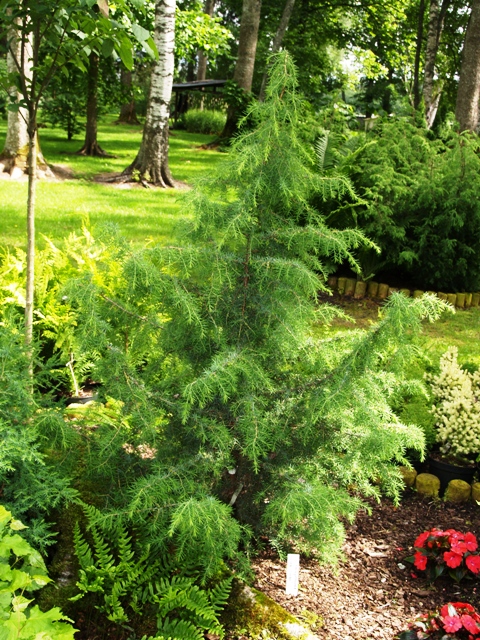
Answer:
[250,490,480,639]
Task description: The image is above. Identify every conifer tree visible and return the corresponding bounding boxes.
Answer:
[65,53,448,570]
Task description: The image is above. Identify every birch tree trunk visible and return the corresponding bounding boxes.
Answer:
[455,0,480,132]
[123,0,176,186]
[0,25,49,178]
[423,0,450,128]
[258,0,296,101]
[413,0,425,110]
[220,0,262,139]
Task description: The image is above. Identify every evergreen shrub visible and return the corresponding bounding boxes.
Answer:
[0,54,450,580]
[322,119,480,291]
[182,108,226,135]
[48,53,448,566]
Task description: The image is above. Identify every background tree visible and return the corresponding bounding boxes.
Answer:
[196,0,215,84]
[117,66,140,124]
[422,0,451,128]
[76,51,112,156]
[0,20,51,177]
[121,0,176,186]
[0,0,143,351]
[455,0,480,132]
[220,0,262,138]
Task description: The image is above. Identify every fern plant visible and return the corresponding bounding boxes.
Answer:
[72,504,232,639]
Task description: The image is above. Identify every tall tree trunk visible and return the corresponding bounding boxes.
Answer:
[0,24,49,178]
[117,68,140,125]
[455,0,480,132]
[123,0,176,186]
[423,0,450,128]
[197,0,215,82]
[413,0,425,110]
[220,0,262,139]
[77,52,111,156]
[258,0,296,101]
[197,0,215,110]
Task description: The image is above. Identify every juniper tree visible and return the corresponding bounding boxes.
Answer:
[51,53,448,573]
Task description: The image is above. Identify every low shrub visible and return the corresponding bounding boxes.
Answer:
[397,602,480,639]
[0,505,77,639]
[182,108,226,135]
[406,528,480,582]
[426,347,480,462]
[320,120,480,291]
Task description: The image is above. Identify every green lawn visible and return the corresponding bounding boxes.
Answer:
[322,296,480,367]
[0,116,226,248]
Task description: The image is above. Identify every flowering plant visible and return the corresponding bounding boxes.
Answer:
[426,347,480,462]
[406,528,480,582]
[397,602,480,639]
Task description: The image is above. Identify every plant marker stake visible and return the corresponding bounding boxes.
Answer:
[286,553,299,596]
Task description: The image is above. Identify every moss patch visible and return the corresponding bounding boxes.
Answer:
[221,580,317,639]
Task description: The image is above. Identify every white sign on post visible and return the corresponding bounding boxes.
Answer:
[285,553,300,596]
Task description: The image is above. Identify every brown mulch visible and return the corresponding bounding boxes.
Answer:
[251,490,480,639]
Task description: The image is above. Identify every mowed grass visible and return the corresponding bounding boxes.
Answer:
[0,116,226,248]
[321,295,480,368]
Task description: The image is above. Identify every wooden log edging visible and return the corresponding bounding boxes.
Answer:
[326,277,480,309]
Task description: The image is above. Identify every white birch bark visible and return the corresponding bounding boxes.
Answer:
[0,25,31,175]
[423,0,450,128]
[0,23,50,178]
[125,0,176,186]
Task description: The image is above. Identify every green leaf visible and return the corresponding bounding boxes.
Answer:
[131,23,150,43]
[117,40,133,70]
[101,39,115,57]
[9,569,32,592]
[8,535,34,558]
[9,521,27,532]
[11,596,32,613]
[143,36,158,60]
[0,508,11,533]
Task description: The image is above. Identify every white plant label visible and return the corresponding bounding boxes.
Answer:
[285,553,300,596]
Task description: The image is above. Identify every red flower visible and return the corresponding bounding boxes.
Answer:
[414,551,428,570]
[466,555,480,574]
[451,540,468,555]
[441,604,453,618]
[462,615,480,634]
[450,603,475,615]
[414,531,430,548]
[444,551,463,568]
[443,615,462,633]
[465,533,479,552]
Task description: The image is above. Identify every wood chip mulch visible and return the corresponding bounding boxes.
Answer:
[251,490,480,639]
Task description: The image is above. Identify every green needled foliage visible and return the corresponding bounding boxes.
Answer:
[48,53,449,567]
[0,53,451,573]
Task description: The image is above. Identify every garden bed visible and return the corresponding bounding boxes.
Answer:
[250,490,480,639]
